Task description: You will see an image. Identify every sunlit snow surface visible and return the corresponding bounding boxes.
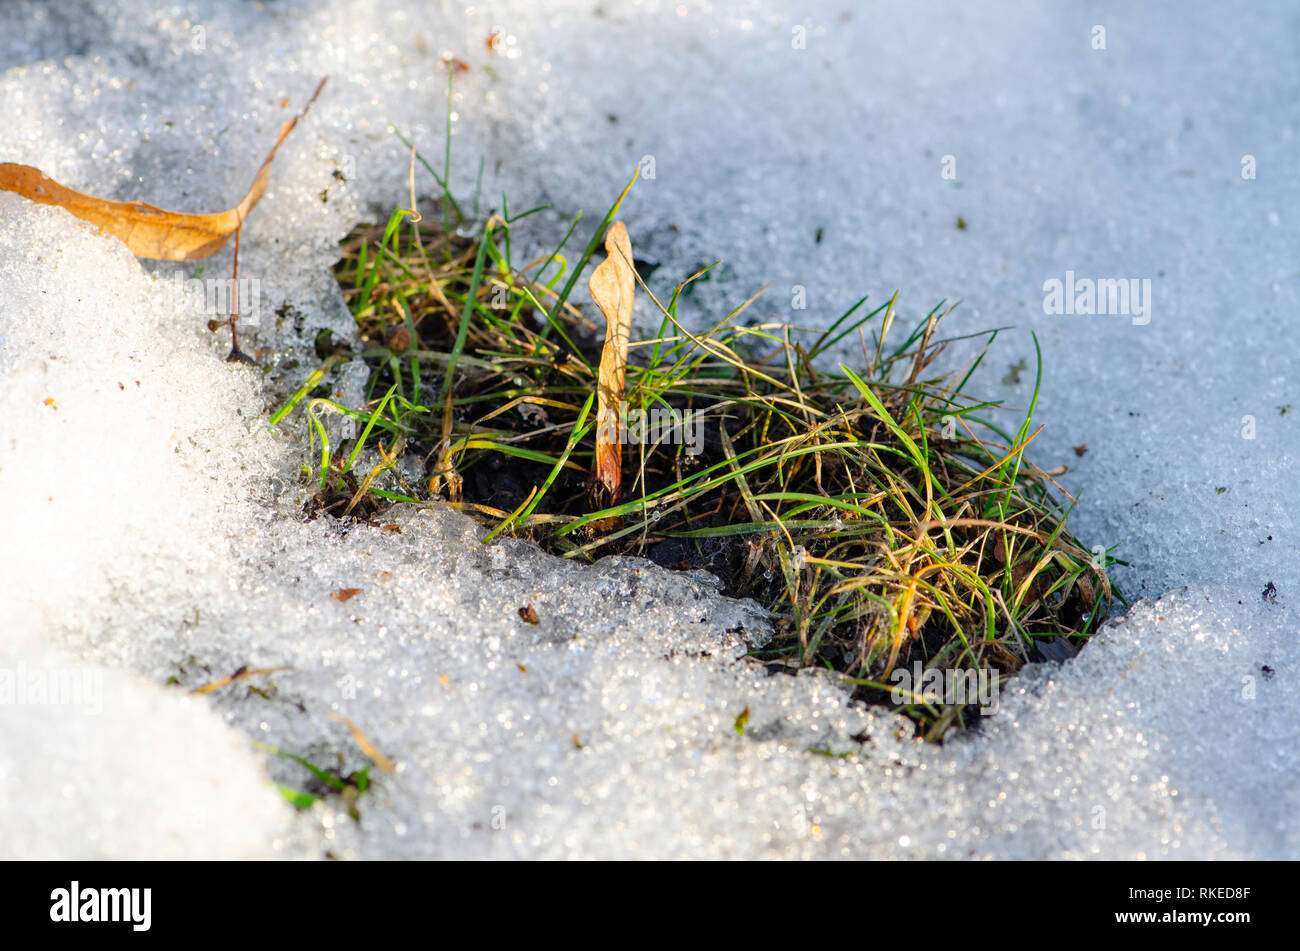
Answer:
[1,0,1296,858]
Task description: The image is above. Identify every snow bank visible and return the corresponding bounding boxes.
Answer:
[1,0,1295,858]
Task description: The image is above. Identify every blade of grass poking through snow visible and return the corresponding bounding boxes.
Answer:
[253,742,347,792]
[355,207,420,319]
[276,786,320,810]
[531,212,580,314]
[808,295,882,359]
[403,143,423,260]
[496,192,548,269]
[305,400,334,487]
[269,354,345,425]
[871,290,900,370]
[1003,332,1043,499]
[390,127,463,224]
[436,216,495,408]
[344,383,400,472]
[646,264,717,370]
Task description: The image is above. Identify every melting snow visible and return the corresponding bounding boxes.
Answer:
[0,0,1296,858]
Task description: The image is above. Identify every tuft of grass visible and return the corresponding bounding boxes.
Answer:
[272,154,1121,740]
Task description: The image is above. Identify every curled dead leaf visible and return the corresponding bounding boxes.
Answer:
[589,220,635,507]
[0,78,326,261]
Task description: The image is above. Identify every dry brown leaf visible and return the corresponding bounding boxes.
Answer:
[0,78,326,261]
[588,220,635,506]
[330,587,363,603]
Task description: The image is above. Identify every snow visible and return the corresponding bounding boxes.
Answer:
[0,0,1296,858]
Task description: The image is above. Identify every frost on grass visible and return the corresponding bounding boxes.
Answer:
[1,0,1297,859]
